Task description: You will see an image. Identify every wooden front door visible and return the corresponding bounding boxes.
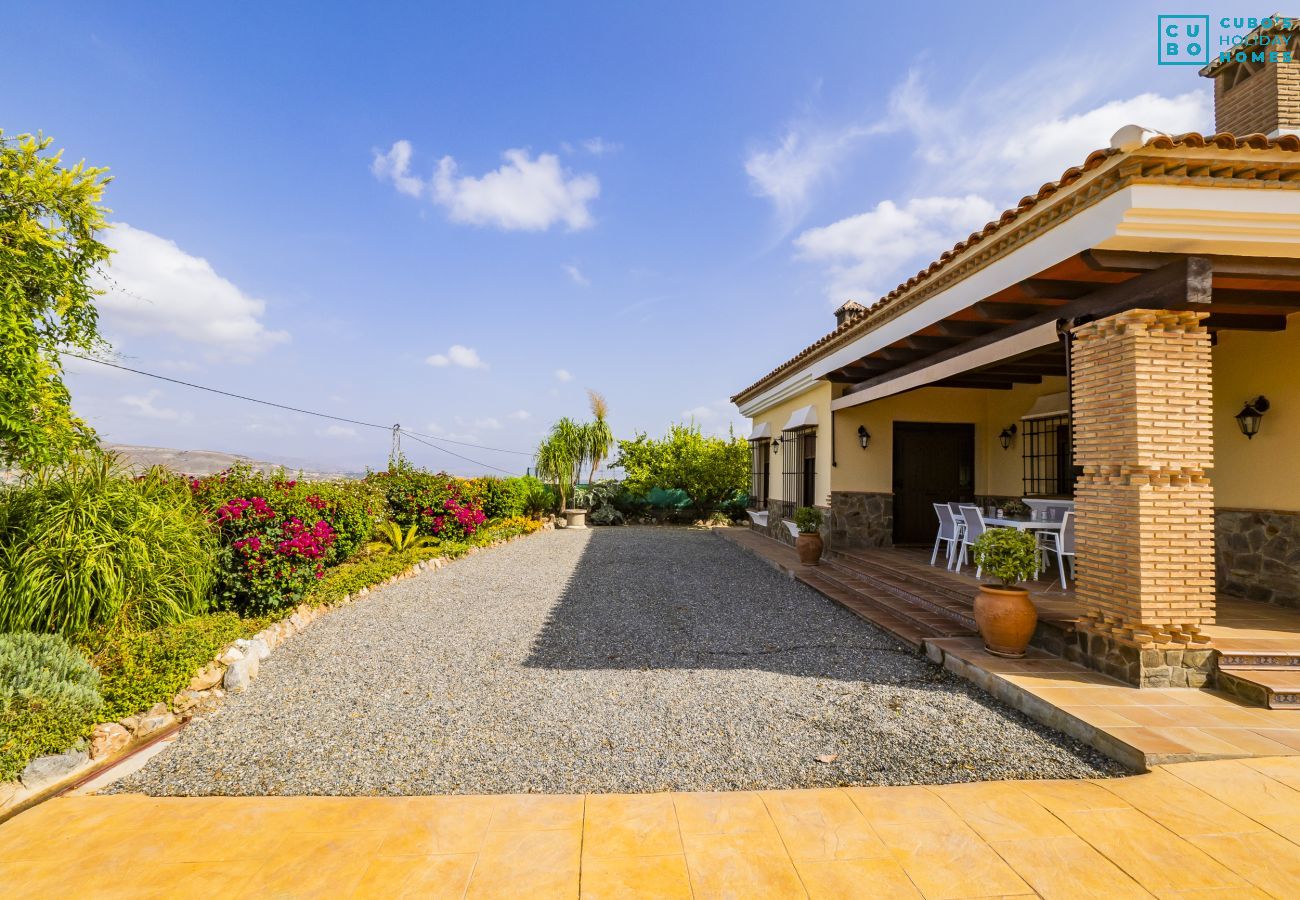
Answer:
[892,423,975,545]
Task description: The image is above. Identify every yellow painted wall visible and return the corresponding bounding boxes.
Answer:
[746,377,1069,504]
[831,378,1068,497]
[1212,314,1300,512]
[747,382,834,506]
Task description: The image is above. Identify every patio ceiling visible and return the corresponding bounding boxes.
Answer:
[826,251,1300,395]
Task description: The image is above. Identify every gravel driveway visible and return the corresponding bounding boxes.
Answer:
[114,527,1125,796]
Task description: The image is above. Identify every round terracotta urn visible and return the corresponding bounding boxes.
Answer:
[795,532,823,565]
[973,585,1037,658]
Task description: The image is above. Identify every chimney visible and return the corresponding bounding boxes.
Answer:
[834,300,866,329]
[1200,17,1300,136]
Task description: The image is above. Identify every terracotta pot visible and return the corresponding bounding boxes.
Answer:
[795,532,823,565]
[973,585,1037,658]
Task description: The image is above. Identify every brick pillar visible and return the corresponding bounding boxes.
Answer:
[1069,309,1216,688]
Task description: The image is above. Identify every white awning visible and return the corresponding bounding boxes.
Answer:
[781,405,819,431]
[748,422,772,441]
[1023,391,1070,420]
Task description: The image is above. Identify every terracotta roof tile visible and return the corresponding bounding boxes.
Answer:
[730,131,1300,405]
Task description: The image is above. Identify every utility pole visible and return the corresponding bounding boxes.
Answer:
[390,423,401,468]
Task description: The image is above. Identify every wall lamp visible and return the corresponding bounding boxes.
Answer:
[998,424,1017,451]
[857,425,871,450]
[772,440,780,455]
[1236,396,1270,440]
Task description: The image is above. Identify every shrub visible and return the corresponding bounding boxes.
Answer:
[0,632,103,781]
[84,612,270,721]
[190,466,382,615]
[972,528,1040,587]
[793,506,823,533]
[614,424,749,514]
[0,454,217,635]
[520,479,557,517]
[366,464,486,540]
[472,476,534,520]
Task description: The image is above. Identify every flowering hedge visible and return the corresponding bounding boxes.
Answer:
[190,466,383,614]
[366,464,487,541]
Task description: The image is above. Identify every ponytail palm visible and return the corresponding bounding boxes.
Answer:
[585,390,613,485]
[536,418,584,511]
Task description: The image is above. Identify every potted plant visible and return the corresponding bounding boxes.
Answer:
[793,506,824,565]
[970,528,1040,658]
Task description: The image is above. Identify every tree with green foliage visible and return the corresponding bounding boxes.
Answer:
[1,132,113,472]
[584,389,614,486]
[536,417,585,511]
[614,423,749,513]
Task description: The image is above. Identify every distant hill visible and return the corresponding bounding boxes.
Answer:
[1,445,358,483]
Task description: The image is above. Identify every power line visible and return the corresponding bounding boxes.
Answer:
[60,352,536,471]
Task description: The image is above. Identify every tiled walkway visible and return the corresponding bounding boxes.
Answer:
[6,757,1300,897]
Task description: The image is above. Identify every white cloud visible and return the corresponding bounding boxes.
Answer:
[432,149,599,231]
[582,137,621,156]
[425,422,479,442]
[95,223,289,359]
[473,417,501,430]
[554,368,573,382]
[317,424,358,439]
[426,345,488,369]
[745,124,880,229]
[795,195,998,301]
[682,405,718,421]
[563,264,590,286]
[370,140,425,197]
[507,409,531,421]
[120,389,190,422]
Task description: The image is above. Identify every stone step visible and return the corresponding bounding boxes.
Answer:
[1217,649,1300,670]
[1217,669,1300,709]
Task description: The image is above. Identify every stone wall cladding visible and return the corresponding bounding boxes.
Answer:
[828,491,893,550]
[1069,309,1216,685]
[1216,508,1300,608]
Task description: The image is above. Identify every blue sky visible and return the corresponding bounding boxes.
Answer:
[5,2,1251,474]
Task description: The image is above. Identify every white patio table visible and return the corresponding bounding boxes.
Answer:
[984,515,1064,533]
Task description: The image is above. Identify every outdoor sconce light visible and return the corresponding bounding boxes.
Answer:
[998,424,1017,451]
[857,425,871,450]
[1236,396,1270,440]
[772,441,780,455]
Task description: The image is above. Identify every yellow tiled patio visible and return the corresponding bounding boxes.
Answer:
[6,757,1300,898]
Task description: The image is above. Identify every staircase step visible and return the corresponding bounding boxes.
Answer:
[1217,650,1300,670]
[1217,669,1300,709]
[822,556,978,631]
[826,549,976,604]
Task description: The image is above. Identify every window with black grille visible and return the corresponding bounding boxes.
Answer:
[781,428,817,515]
[1022,414,1075,497]
[747,439,770,509]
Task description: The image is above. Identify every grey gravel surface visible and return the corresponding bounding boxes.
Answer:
[113,526,1127,796]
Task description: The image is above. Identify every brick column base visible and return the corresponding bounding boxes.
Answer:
[1070,309,1217,687]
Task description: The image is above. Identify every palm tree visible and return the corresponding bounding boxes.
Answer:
[585,390,613,486]
[536,418,585,511]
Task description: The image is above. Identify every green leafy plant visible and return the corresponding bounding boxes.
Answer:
[374,521,431,553]
[0,632,103,781]
[0,454,217,635]
[1,132,113,472]
[520,478,557,517]
[84,612,270,721]
[793,506,823,534]
[536,418,585,511]
[614,424,749,515]
[584,390,614,485]
[971,528,1040,588]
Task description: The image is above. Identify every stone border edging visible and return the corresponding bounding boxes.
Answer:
[0,522,554,813]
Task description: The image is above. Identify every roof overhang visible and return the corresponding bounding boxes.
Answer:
[738,173,1300,418]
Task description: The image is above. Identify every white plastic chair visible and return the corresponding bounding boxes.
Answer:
[956,505,988,577]
[1038,511,1076,589]
[930,503,963,569]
